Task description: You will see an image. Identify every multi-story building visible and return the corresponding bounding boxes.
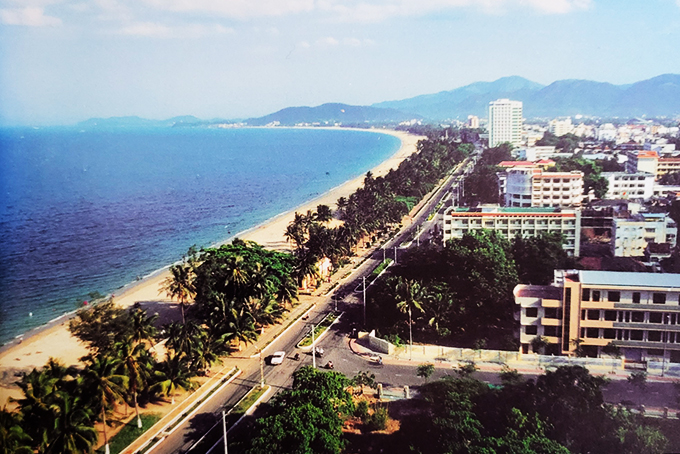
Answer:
[488,99,523,148]
[657,157,680,177]
[515,270,680,364]
[503,167,583,208]
[467,115,479,129]
[611,213,677,257]
[441,206,580,255]
[602,172,655,200]
[548,118,573,137]
[624,150,680,179]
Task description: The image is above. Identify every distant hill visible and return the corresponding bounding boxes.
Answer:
[77,115,205,128]
[373,74,680,119]
[245,103,420,126]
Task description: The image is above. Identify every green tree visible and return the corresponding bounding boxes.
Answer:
[44,393,97,454]
[531,335,550,355]
[315,204,333,223]
[0,408,33,454]
[69,300,131,355]
[417,363,435,380]
[161,261,196,324]
[352,371,376,395]
[512,232,577,285]
[151,354,196,404]
[394,278,425,360]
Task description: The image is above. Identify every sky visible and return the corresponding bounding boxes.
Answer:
[1,0,679,125]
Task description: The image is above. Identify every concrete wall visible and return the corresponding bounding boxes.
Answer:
[368,330,395,355]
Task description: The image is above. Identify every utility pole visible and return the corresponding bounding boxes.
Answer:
[394,246,398,264]
[222,410,228,454]
[663,314,670,377]
[383,247,386,262]
[259,349,264,387]
[312,324,316,369]
[363,276,367,326]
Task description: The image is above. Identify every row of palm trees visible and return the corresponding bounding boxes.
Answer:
[2,302,206,454]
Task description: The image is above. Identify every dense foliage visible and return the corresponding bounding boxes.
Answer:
[536,131,582,154]
[247,366,353,454]
[546,157,608,198]
[368,230,574,347]
[399,366,667,454]
[464,143,513,204]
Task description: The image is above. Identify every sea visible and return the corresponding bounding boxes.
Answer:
[0,126,401,346]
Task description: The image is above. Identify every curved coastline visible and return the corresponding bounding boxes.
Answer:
[0,127,423,405]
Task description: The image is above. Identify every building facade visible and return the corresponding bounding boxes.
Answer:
[503,167,584,208]
[611,213,677,257]
[441,206,581,255]
[488,99,523,148]
[602,172,655,200]
[515,270,680,364]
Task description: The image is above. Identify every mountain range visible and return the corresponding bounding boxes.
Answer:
[78,74,680,128]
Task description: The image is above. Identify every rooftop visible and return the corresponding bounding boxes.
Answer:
[577,270,680,289]
[514,284,562,300]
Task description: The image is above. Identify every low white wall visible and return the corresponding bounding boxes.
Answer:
[368,330,395,354]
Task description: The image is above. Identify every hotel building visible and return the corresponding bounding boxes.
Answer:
[441,206,580,256]
[503,167,584,208]
[602,172,655,200]
[611,213,677,257]
[515,270,680,364]
[488,99,523,148]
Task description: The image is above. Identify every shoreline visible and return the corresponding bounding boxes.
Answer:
[0,127,423,406]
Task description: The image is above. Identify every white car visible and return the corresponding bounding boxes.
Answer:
[270,351,286,365]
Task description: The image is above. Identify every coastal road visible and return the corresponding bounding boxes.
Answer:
[152,155,479,453]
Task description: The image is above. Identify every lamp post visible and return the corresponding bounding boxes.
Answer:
[312,323,316,369]
[394,246,398,264]
[257,348,265,387]
[222,410,229,454]
[363,276,367,327]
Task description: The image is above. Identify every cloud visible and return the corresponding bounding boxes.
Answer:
[0,6,62,26]
[519,0,591,14]
[316,36,339,46]
[301,36,376,48]
[139,0,315,19]
[118,21,235,38]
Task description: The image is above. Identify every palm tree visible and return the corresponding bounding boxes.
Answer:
[129,308,158,348]
[44,393,97,454]
[13,367,59,451]
[0,408,33,454]
[82,356,127,454]
[315,204,333,223]
[394,278,425,361]
[293,251,320,289]
[114,338,153,428]
[161,262,196,324]
[151,354,195,404]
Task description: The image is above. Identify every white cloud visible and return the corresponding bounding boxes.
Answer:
[118,21,234,38]
[139,0,315,19]
[0,6,62,26]
[520,0,591,14]
[316,36,339,46]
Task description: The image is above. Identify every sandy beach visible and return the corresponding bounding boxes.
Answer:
[0,128,423,406]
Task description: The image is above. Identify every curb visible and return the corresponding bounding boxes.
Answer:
[249,303,318,359]
[137,367,241,454]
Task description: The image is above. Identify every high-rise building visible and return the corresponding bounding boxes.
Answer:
[488,99,523,148]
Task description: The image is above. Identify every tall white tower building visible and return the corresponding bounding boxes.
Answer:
[489,99,523,148]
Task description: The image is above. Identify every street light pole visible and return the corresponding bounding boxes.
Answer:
[363,276,367,327]
[394,246,398,264]
[258,348,264,387]
[312,324,316,369]
[222,410,228,454]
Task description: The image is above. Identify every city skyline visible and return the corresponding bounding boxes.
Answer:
[1,0,680,125]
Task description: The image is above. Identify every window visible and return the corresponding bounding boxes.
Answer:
[604,329,616,339]
[581,310,586,320]
[604,310,617,321]
[582,289,590,301]
[544,308,560,319]
[648,331,662,342]
[586,328,599,338]
[525,325,538,335]
[649,312,663,324]
[587,310,600,320]
[653,293,666,304]
[608,291,620,302]
[632,312,645,323]
[544,326,559,337]
[633,292,641,304]
[592,291,601,302]
[630,330,644,341]
[525,308,538,318]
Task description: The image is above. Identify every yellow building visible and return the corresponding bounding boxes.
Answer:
[515,270,680,366]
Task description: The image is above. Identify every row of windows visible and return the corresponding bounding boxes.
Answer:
[582,327,679,343]
[582,289,670,304]
[524,307,561,318]
[581,309,680,324]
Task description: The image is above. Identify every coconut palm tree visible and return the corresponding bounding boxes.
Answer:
[161,262,196,324]
[129,308,158,348]
[315,204,333,223]
[394,278,425,361]
[293,251,320,289]
[151,354,195,404]
[0,408,33,454]
[82,355,127,454]
[13,367,60,451]
[44,393,97,454]
[114,338,153,428]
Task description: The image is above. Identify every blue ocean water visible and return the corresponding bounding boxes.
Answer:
[0,127,400,345]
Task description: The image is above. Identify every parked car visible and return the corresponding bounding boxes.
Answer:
[270,351,286,365]
[314,347,324,357]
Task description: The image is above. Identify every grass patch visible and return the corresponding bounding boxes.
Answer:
[299,312,339,347]
[395,196,418,212]
[369,259,392,279]
[96,413,162,454]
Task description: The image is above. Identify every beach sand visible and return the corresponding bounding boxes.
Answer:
[0,128,423,406]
